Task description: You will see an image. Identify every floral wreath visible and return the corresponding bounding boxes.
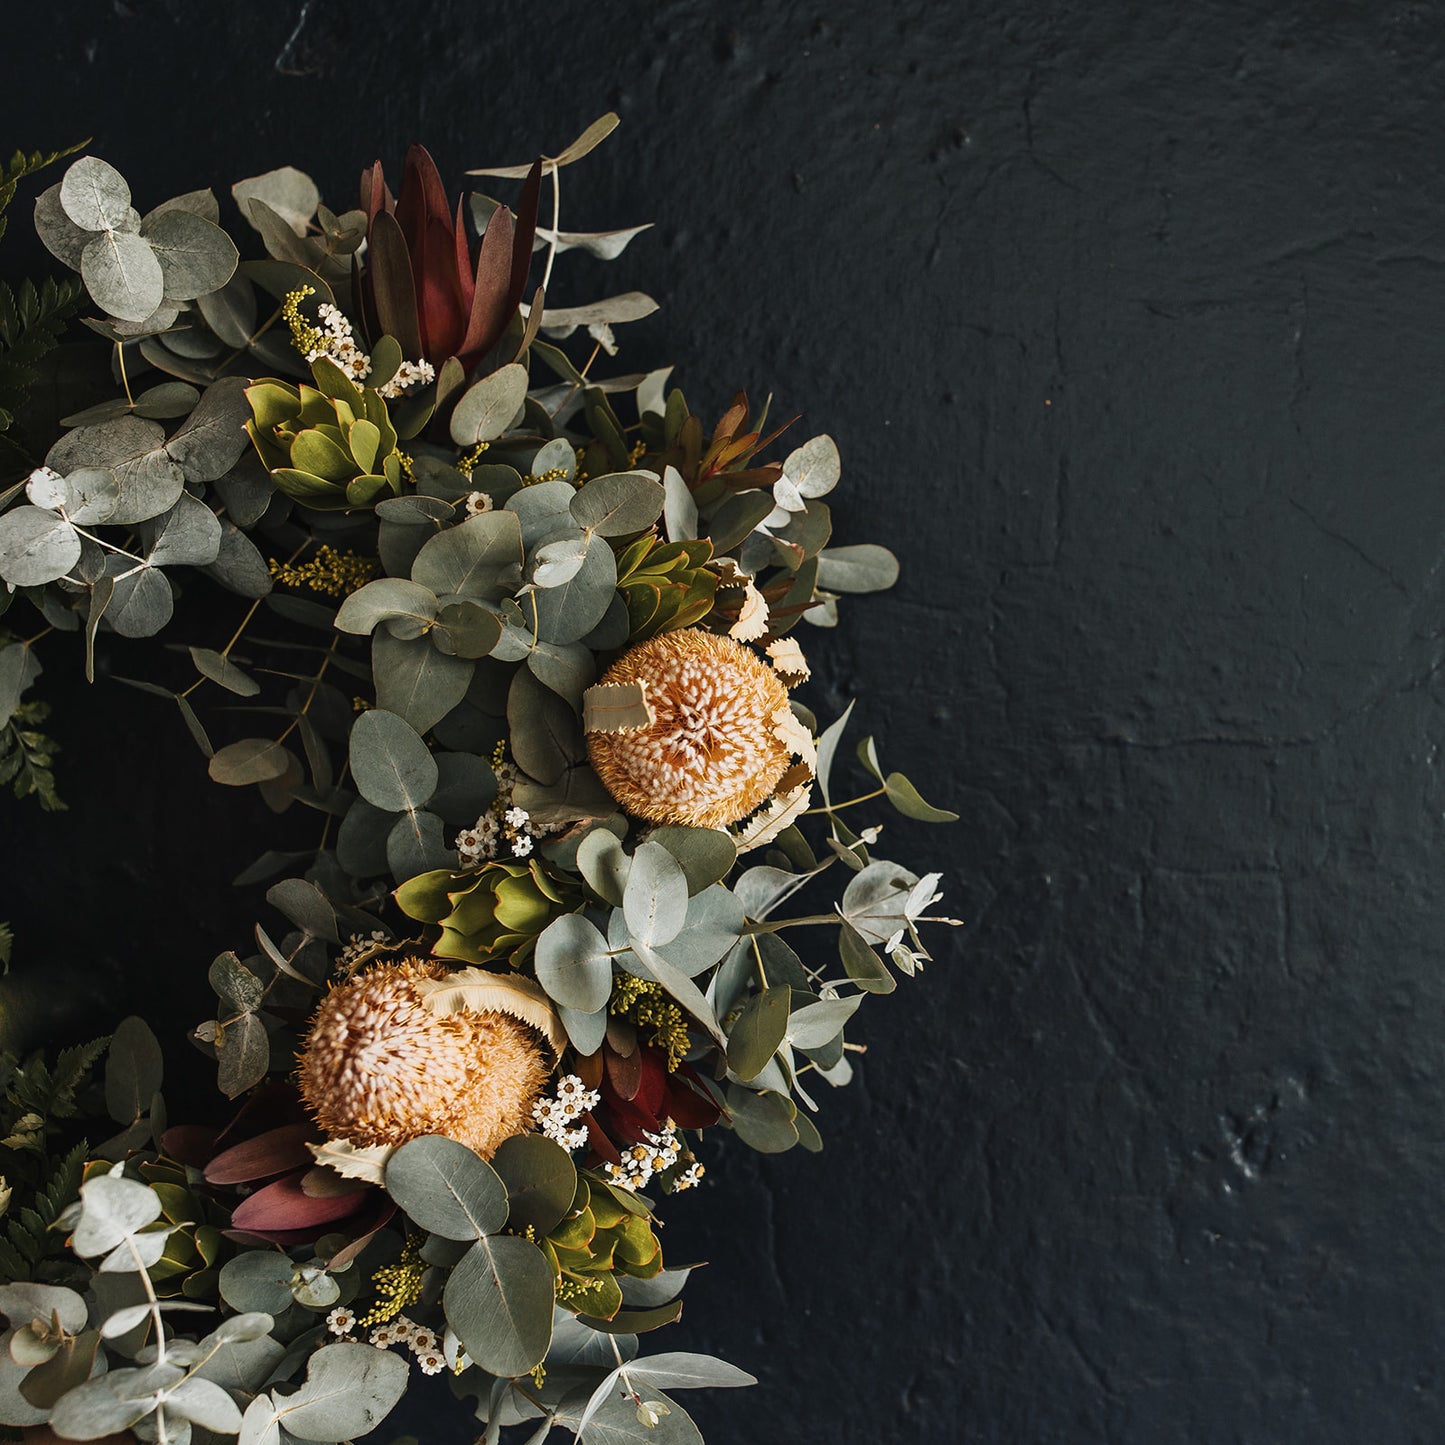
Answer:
[0,119,958,1445]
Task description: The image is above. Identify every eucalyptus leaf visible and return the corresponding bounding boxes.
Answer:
[570,471,665,537]
[411,510,523,599]
[532,532,617,645]
[385,809,453,880]
[141,207,240,301]
[786,996,861,1049]
[104,560,174,638]
[348,708,438,812]
[335,578,438,638]
[815,544,899,593]
[450,363,529,445]
[105,1015,163,1125]
[0,506,79,586]
[884,771,960,822]
[145,493,222,567]
[209,738,291,786]
[267,1342,408,1442]
[726,986,790,1081]
[491,1133,577,1237]
[782,434,841,498]
[373,630,474,735]
[576,827,631,907]
[622,842,689,948]
[189,646,260,697]
[60,156,133,231]
[166,375,254,482]
[444,1236,554,1378]
[534,913,613,1012]
[81,229,165,322]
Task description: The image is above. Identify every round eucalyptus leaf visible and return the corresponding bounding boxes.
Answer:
[725,1084,799,1154]
[104,561,174,638]
[531,529,617,645]
[34,180,91,268]
[335,797,394,878]
[144,493,222,567]
[623,841,690,948]
[372,630,474,736]
[268,1342,408,1442]
[575,827,630,907]
[208,738,292,787]
[428,751,497,824]
[141,207,240,300]
[81,230,165,322]
[558,1002,609,1055]
[449,362,529,445]
[814,543,900,594]
[656,884,745,977]
[348,708,438,813]
[432,597,504,658]
[526,640,596,709]
[782,433,841,498]
[443,1235,554,1377]
[491,1134,577,1237]
[385,1136,508,1240]
[534,912,613,1013]
[0,506,80,586]
[570,470,666,537]
[529,528,590,588]
[385,808,453,881]
[219,1252,297,1315]
[59,155,133,231]
[507,665,584,787]
[529,435,576,483]
[334,577,438,638]
[410,510,523,599]
[505,479,575,550]
[133,381,202,419]
[648,826,737,895]
[71,1174,163,1258]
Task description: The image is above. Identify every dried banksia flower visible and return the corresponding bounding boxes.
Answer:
[298,958,552,1159]
[585,629,795,829]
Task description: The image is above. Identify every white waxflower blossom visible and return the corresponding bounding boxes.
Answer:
[408,1326,439,1354]
[326,1306,356,1336]
[504,806,530,829]
[511,833,534,858]
[416,1349,447,1376]
[463,490,494,517]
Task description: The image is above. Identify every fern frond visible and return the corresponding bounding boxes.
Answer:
[47,1039,108,1119]
[0,141,88,244]
[0,274,86,433]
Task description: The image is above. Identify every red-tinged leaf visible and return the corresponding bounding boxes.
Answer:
[211,1081,309,1155]
[719,464,786,491]
[711,397,748,448]
[158,1125,219,1167]
[509,158,543,310]
[605,1042,642,1102]
[354,252,379,342]
[585,1112,621,1166]
[359,160,392,223]
[575,1049,604,1091]
[230,1170,372,1233]
[516,283,546,358]
[666,1068,723,1130]
[223,1224,332,1248]
[205,1121,318,1185]
[462,200,515,363]
[325,1201,397,1272]
[397,146,467,360]
[367,209,423,359]
[454,196,475,314]
[299,1165,369,1199]
[633,1047,668,1119]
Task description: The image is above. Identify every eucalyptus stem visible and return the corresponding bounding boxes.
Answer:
[803,785,886,816]
[540,162,561,294]
[115,341,134,407]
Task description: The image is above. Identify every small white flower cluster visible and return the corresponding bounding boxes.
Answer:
[674,1160,706,1192]
[532,1073,600,1152]
[337,929,388,970]
[331,1314,451,1375]
[305,303,435,397]
[454,754,564,865]
[463,490,494,517]
[604,1121,683,1193]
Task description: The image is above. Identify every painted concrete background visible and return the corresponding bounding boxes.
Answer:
[7,3,1445,1441]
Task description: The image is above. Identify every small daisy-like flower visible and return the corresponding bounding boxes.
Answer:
[370,1324,396,1348]
[408,1326,439,1354]
[326,1306,356,1336]
[675,1161,706,1191]
[463,490,494,517]
[511,833,534,858]
[416,1350,446,1376]
[504,805,530,829]
[389,1317,415,1343]
[586,630,794,828]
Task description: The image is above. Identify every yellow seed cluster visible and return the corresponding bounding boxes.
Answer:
[359,1234,425,1327]
[520,465,573,486]
[628,439,647,464]
[282,285,323,358]
[269,546,376,597]
[455,441,491,476]
[610,974,690,1071]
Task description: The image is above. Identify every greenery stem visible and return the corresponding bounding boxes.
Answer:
[803,785,886,816]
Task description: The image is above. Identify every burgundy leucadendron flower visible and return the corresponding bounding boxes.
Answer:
[356,144,543,374]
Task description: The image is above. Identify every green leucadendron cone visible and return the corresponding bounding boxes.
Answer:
[546,1170,663,1320]
[395,858,583,968]
[244,356,403,510]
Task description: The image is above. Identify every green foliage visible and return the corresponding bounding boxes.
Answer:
[0,274,85,434]
[0,1033,107,1284]
[0,700,63,811]
[0,143,87,246]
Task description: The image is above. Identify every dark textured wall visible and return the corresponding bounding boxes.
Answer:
[6,3,1445,1441]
